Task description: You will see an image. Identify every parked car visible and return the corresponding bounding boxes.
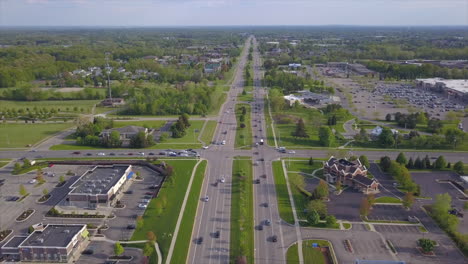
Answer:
[145,192,155,196]
[148,185,159,189]
[141,199,150,203]
[124,190,133,194]
[127,224,136,230]
[82,249,94,255]
[220,177,225,183]
[202,146,209,149]
[138,204,147,209]
[29,179,37,184]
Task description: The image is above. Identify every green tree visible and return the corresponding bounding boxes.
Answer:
[444,128,465,148]
[359,155,370,168]
[434,156,446,170]
[13,162,21,173]
[418,238,435,253]
[378,127,395,147]
[453,161,464,174]
[42,188,49,196]
[325,215,337,227]
[403,192,414,208]
[306,210,320,225]
[308,157,314,166]
[114,242,124,256]
[307,199,327,218]
[414,156,423,169]
[406,157,414,169]
[104,130,122,148]
[312,180,329,200]
[59,175,65,183]
[396,152,407,165]
[379,156,392,172]
[318,126,334,147]
[19,184,27,196]
[143,242,154,257]
[292,118,309,138]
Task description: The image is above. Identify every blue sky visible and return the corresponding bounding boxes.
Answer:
[0,0,467,26]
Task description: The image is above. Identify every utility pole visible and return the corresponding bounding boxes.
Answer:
[105,52,112,100]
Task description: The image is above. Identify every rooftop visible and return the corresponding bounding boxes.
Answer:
[2,236,28,249]
[416,78,468,94]
[19,225,85,248]
[70,165,130,195]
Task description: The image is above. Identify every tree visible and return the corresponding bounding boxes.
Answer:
[385,113,392,121]
[104,130,122,148]
[418,238,435,253]
[359,155,370,168]
[19,184,27,196]
[406,157,414,169]
[143,242,154,257]
[325,215,337,227]
[307,200,327,218]
[414,156,423,169]
[434,156,446,170]
[318,126,334,147]
[308,157,314,166]
[403,192,414,208]
[367,194,376,207]
[379,156,392,172]
[13,162,21,173]
[155,201,163,217]
[59,175,65,183]
[360,198,370,217]
[292,118,309,138]
[306,210,320,225]
[423,155,432,169]
[453,161,464,174]
[130,131,154,148]
[146,231,156,242]
[378,128,395,147]
[312,180,329,200]
[136,216,144,229]
[396,152,407,165]
[114,242,124,256]
[36,169,45,183]
[444,128,465,148]
[42,188,49,196]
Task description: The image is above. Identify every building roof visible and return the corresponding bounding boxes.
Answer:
[416,78,468,94]
[103,125,146,135]
[19,224,85,248]
[353,174,376,187]
[69,165,130,195]
[2,236,28,249]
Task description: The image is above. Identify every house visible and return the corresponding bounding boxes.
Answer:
[323,156,379,194]
[100,98,125,107]
[1,224,89,263]
[100,126,150,146]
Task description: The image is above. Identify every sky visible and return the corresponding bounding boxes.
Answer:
[0,0,467,27]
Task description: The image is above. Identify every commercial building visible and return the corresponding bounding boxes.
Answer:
[283,90,334,107]
[100,125,151,146]
[324,156,379,194]
[1,224,88,263]
[67,165,133,208]
[416,78,468,102]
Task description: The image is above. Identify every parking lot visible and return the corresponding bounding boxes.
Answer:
[374,224,420,234]
[368,204,413,222]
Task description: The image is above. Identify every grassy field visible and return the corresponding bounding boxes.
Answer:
[113,120,167,129]
[302,240,335,264]
[170,160,207,264]
[160,120,205,144]
[200,120,217,145]
[230,157,254,264]
[375,196,402,204]
[0,123,73,148]
[235,104,252,149]
[286,243,300,264]
[285,159,323,175]
[0,161,10,168]
[238,86,254,102]
[0,99,100,114]
[288,172,311,220]
[272,161,295,224]
[131,160,198,263]
[264,98,276,147]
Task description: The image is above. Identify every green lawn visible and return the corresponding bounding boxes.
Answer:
[235,104,252,149]
[159,120,205,145]
[230,157,254,263]
[0,99,100,114]
[238,86,254,102]
[343,223,352,229]
[272,161,295,224]
[375,196,402,204]
[286,243,300,264]
[0,123,73,148]
[0,161,10,168]
[113,120,167,129]
[264,98,275,147]
[302,240,335,264]
[131,160,198,263]
[285,159,323,175]
[288,172,309,220]
[200,120,217,145]
[170,160,207,264]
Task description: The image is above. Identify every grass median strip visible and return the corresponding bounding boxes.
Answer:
[375,196,402,204]
[170,160,207,264]
[234,104,252,149]
[230,157,254,263]
[272,161,294,224]
[200,120,217,145]
[130,160,198,263]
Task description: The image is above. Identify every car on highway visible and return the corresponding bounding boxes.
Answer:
[214,230,220,238]
[220,177,225,183]
[97,152,105,156]
[222,140,226,145]
[159,151,167,155]
[254,179,260,184]
[271,235,278,242]
[138,152,145,156]
[86,153,92,156]
[72,151,81,155]
[197,237,204,244]
[288,150,296,154]
[264,219,271,226]
[128,152,134,156]
[223,131,227,134]
[109,152,116,156]
[263,203,269,207]
[204,196,209,202]
[138,204,147,209]
[257,225,263,231]
[148,152,155,156]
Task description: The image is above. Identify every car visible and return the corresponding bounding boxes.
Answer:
[288,151,296,154]
[127,224,136,229]
[220,177,225,183]
[141,199,150,203]
[202,146,209,149]
[264,219,271,226]
[29,179,37,184]
[30,149,37,152]
[149,152,155,156]
[221,140,226,145]
[271,235,278,242]
[6,196,19,202]
[148,185,159,189]
[145,192,155,196]
[169,152,177,157]
[261,174,266,178]
[213,182,218,187]
[257,225,264,231]
[72,151,81,155]
[138,152,145,156]
[97,152,106,156]
[223,131,227,134]
[254,179,260,184]
[128,153,134,156]
[86,153,92,156]
[263,203,269,208]
[214,230,220,238]
[144,195,152,199]
[138,204,147,209]
[109,152,116,156]
[124,190,133,194]
[159,151,167,155]
[197,237,204,244]
[204,196,209,202]
[259,158,264,161]
[82,249,94,255]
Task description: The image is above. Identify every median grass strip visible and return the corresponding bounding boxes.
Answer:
[230,157,254,263]
[130,160,198,263]
[0,161,9,168]
[272,161,294,224]
[170,160,207,264]
[200,120,217,145]
[234,104,252,149]
[375,196,402,204]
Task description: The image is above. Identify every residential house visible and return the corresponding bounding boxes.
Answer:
[100,126,151,146]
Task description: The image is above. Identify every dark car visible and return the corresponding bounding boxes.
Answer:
[86,153,92,156]
[124,190,133,194]
[271,235,278,242]
[127,224,136,230]
[6,196,19,202]
[128,153,134,156]
[109,153,116,156]
[214,231,220,238]
[258,225,263,231]
[82,249,94,255]
[197,237,204,244]
[263,203,269,208]
[149,152,155,156]
[72,151,81,155]
[145,192,155,196]
[264,219,271,226]
[254,179,260,184]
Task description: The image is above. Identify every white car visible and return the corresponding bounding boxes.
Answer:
[141,199,150,203]
[29,179,37,184]
[97,152,106,156]
[138,152,145,156]
[220,177,225,183]
[222,140,226,145]
[288,151,296,154]
[202,146,209,149]
[204,196,209,202]
[138,204,148,209]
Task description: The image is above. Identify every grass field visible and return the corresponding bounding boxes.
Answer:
[302,240,334,264]
[0,161,10,168]
[160,120,205,144]
[113,120,167,129]
[0,99,100,114]
[130,160,198,263]
[235,104,252,149]
[285,159,323,175]
[170,160,207,264]
[238,86,254,102]
[375,196,402,204]
[0,123,73,148]
[286,243,300,264]
[200,120,217,145]
[230,157,254,263]
[272,161,295,224]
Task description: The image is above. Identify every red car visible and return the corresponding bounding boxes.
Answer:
[128,153,134,156]
[72,151,81,155]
